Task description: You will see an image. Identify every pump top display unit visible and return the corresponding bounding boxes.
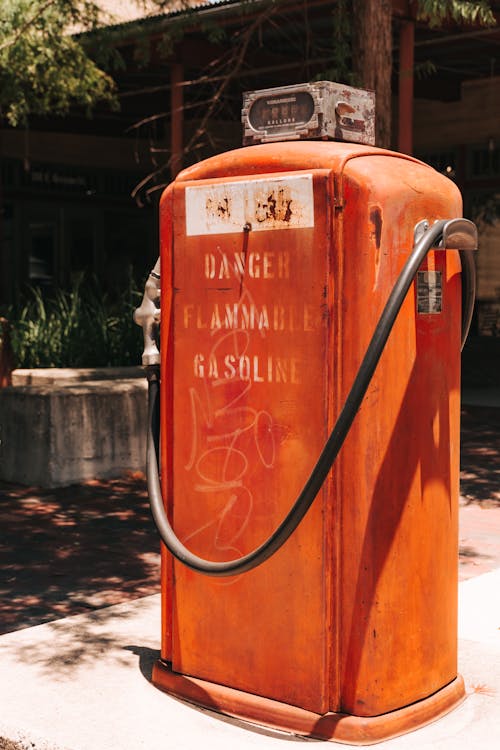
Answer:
[134,81,477,744]
[242,81,375,146]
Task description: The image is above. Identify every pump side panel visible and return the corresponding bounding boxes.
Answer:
[168,171,335,713]
[159,185,175,663]
[337,156,462,716]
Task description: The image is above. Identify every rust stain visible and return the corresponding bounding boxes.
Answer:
[470,683,496,697]
[369,206,383,250]
[239,223,251,299]
[255,187,293,225]
[206,195,231,221]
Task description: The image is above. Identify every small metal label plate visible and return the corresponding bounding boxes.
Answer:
[417,271,443,314]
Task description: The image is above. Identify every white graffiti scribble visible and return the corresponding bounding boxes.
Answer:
[183,326,276,581]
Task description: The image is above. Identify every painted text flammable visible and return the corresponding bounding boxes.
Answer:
[182,302,318,332]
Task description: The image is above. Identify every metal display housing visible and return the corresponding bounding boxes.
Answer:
[242,81,375,146]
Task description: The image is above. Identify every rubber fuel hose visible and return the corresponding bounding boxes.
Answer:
[146,220,474,576]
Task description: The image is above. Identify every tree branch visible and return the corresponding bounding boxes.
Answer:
[0,0,60,52]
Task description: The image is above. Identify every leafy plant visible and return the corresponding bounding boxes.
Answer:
[417,0,495,27]
[7,276,143,368]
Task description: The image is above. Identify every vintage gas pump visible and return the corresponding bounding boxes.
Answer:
[134,82,477,744]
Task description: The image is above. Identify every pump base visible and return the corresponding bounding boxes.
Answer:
[152,660,465,745]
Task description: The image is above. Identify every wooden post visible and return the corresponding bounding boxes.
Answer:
[170,63,184,179]
[398,19,415,155]
[352,0,393,149]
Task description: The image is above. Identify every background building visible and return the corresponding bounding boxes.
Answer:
[1,0,499,367]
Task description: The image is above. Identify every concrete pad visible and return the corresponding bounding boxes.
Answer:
[1,570,500,750]
[0,377,147,487]
[0,597,307,750]
[459,568,500,646]
[461,387,500,408]
[11,368,145,386]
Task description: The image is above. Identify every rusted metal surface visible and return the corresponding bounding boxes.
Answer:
[185,173,315,235]
[155,140,465,741]
[166,169,332,712]
[242,81,375,146]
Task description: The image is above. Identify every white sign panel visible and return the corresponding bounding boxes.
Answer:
[185,174,314,236]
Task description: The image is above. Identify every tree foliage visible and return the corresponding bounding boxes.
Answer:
[0,0,118,126]
[0,0,497,144]
[348,0,496,147]
[417,0,496,27]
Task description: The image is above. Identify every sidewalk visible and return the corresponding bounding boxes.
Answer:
[0,401,499,749]
[458,399,500,580]
[0,569,499,750]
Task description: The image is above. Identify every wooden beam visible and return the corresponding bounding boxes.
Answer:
[398,19,414,155]
[170,62,183,179]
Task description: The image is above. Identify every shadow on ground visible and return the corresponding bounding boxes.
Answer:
[0,472,160,635]
[460,406,500,507]
[1,405,498,635]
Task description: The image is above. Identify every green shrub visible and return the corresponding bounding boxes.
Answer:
[7,277,143,369]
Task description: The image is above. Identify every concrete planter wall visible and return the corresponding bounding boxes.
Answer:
[0,368,148,488]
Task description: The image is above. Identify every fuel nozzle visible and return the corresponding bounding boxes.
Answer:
[134,258,161,366]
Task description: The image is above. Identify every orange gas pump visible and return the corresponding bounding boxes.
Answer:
[134,82,477,744]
